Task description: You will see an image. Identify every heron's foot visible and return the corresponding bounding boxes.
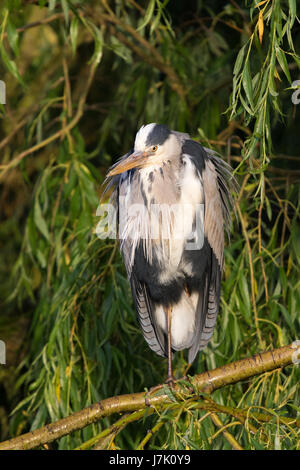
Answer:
[165,374,175,388]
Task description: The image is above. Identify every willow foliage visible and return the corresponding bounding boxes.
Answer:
[0,0,299,450]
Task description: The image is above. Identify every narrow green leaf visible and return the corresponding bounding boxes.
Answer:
[233,45,245,76]
[240,93,254,116]
[150,9,162,35]
[70,16,78,55]
[265,195,272,221]
[61,0,69,24]
[291,221,300,266]
[6,19,19,56]
[289,0,296,26]
[253,110,264,138]
[48,0,56,11]
[11,393,38,415]
[89,24,103,65]
[137,0,155,31]
[268,75,279,97]
[36,248,47,268]
[34,199,50,242]
[0,46,24,85]
[242,60,254,110]
[276,47,291,83]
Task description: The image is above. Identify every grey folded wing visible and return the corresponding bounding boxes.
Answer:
[129,272,167,357]
[187,145,237,362]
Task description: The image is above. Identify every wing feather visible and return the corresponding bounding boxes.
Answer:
[129,272,167,357]
[104,160,167,357]
[183,143,237,362]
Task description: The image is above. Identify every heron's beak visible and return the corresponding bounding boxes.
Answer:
[107,151,149,176]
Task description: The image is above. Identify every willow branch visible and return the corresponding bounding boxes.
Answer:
[0,343,298,450]
[236,203,264,349]
[2,13,66,38]
[196,398,300,430]
[0,62,96,182]
[86,1,186,99]
[209,413,244,450]
[75,410,149,450]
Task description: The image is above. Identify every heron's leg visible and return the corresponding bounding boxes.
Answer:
[145,306,174,403]
[164,305,174,386]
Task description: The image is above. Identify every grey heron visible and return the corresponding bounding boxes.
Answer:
[105,123,237,383]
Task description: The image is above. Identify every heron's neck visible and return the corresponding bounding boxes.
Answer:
[139,163,180,206]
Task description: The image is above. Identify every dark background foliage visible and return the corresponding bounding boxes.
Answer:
[0,0,299,449]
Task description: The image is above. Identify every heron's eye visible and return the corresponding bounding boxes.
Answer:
[152,145,158,152]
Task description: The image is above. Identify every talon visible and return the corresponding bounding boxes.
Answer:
[165,375,175,388]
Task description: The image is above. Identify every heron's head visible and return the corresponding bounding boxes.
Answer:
[107,123,181,176]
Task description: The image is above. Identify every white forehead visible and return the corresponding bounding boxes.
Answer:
[134,123,156,151]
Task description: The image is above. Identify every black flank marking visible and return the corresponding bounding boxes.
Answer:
[182,139,206,174]
[132,243,185,305]
[130,237,222,309]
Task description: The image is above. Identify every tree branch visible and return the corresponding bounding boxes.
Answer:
[0,62,96,183]
[0,343,298,450]
[84,0,186,99]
